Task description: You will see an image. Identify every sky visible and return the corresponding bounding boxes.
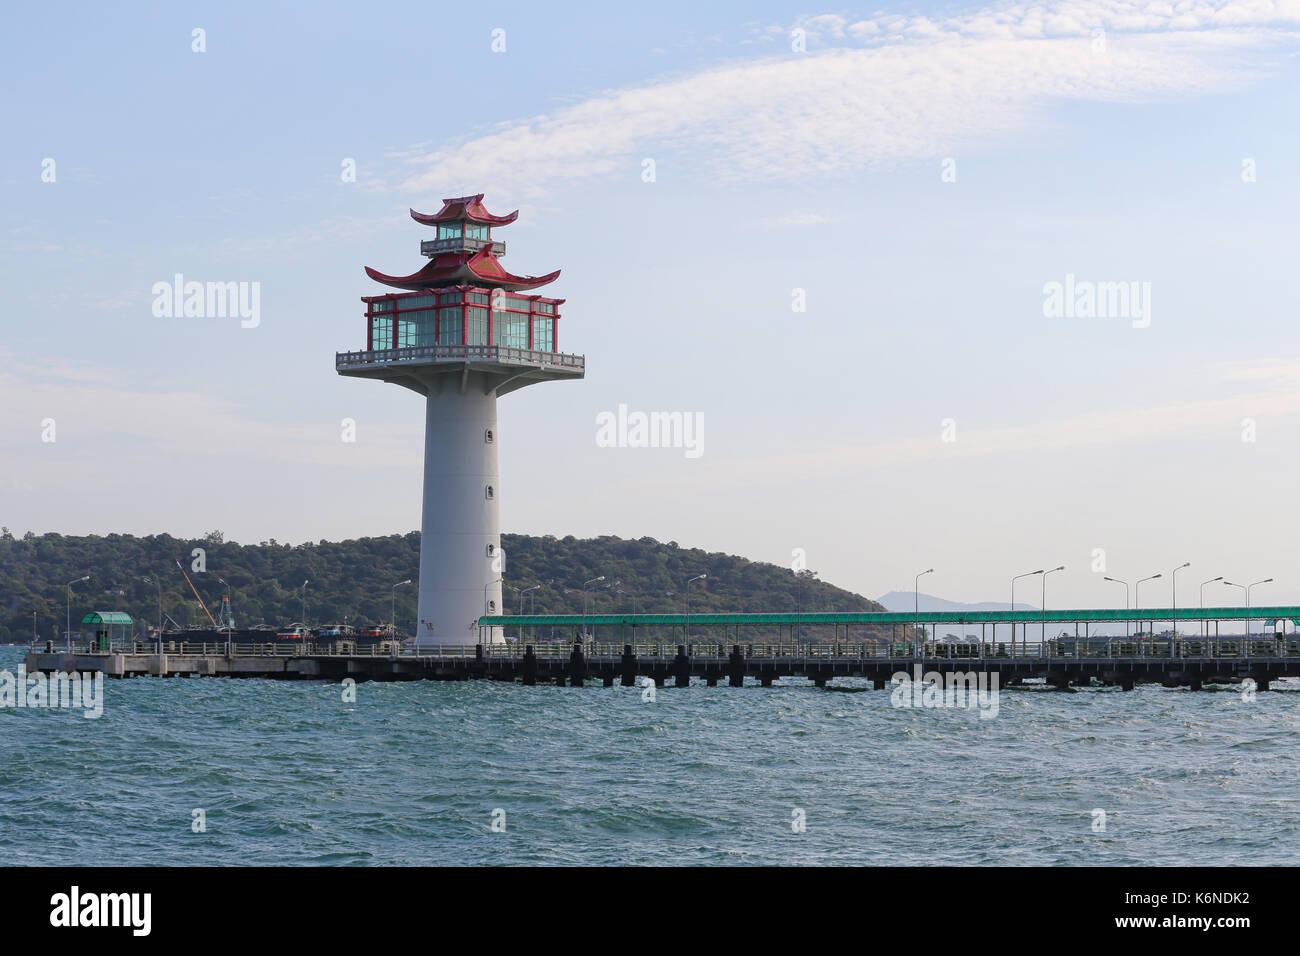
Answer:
[2,0,1299,611]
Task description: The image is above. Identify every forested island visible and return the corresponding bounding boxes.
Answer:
[0,529,882,642]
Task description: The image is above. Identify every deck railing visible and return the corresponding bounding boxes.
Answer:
[30,637,1300,661]
[335,344,584,371]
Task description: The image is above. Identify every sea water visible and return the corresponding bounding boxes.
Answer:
[1,646,1296,866]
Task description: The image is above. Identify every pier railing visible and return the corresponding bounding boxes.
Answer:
[30,637,1300,661]
[471,638,1298,660]
[469,639,1298,660]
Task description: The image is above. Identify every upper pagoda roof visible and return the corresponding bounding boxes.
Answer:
[364,245,560,293]
[410,194,519,227]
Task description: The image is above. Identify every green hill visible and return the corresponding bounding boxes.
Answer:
[0,528,883,642]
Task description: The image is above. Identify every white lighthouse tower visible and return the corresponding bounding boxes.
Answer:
[336,196,584,646]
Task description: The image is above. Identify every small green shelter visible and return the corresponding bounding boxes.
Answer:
[81,611,133,651]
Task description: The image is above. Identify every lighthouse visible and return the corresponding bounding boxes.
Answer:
[336,196,584,646]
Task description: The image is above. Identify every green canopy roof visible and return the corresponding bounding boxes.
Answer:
[81,611,133,625]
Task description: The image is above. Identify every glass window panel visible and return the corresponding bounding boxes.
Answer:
[437,223,461,240]
[532,317,553,351]
[370,316,392,349]
[467,307,489,346]
[403,310,435,346]
[493,314,527,348]
[438,308,462,345]
[395,315,419,348]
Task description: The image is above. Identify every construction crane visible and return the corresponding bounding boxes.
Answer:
[175,560,218,627]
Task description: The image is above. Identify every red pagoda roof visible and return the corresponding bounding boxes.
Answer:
[410,194,519,227]
[364,245,560,293]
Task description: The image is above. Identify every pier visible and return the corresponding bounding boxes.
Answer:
[21,607,1300,690]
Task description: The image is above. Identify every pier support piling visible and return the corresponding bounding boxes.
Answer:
[673,645,691,688]
[727,645,745,687]
[569,642,586,687]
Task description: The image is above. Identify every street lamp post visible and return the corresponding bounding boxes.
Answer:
[1135,573,1162,640]
[392,579,412,650]
[612,581,637,616]
[300,579,310,625]
[685,574,707,645]
[580,576,605,642]
[515,583,540,643]
[516,584,540,617]
[1248,578,1273,642]
[531,584,546,641]
[1103,576,1129,637]
[1011,569,1044,654]
[217,576,233,653]
[1225,578,1273,642]
[64,575,90,651]
[1042,566,1065,641]
[1170,562,1190,646]
[1222,580,1246,639]
[142,575,163,647]
[914,569,933,653]
[1200,576,1223,638]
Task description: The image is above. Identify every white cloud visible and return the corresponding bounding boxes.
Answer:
[396,0,1300,198]
[756,211,837,228]
[660,357,1300,486]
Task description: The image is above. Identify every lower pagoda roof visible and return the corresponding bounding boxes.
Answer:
[364,246,560,293]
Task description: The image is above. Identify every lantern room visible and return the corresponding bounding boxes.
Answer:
[362,287,562,353]
[413,195,513,257]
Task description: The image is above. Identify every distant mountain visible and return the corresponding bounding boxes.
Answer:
[876,591,1035,612]
[874,591,1145,636]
